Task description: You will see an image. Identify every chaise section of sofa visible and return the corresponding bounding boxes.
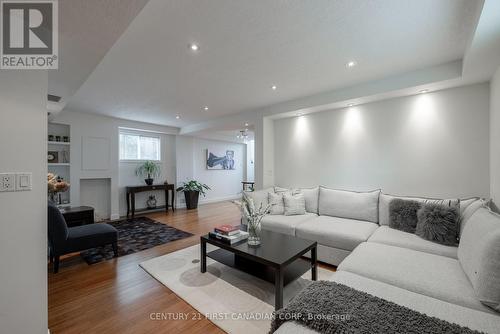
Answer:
[275,271,500,334]
[368,225,458,258]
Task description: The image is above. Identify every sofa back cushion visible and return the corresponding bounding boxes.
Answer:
[244,187,273,210]
[300,187,319,214]
[458,208,500,312]
[379,193,460,226]
[319,187,380,223]
[460,199,487,238]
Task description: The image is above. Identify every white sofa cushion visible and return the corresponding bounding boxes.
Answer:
[458,208,500,312]
[244,187,273,210]
[379,193,460,226]
[338,242,492,313]
[283,193,306,216]
[368,226,458,258]
[460,199,487,237]
[261,213,317,236]
[268,192,285,215]
[295,216,378,251]
[318,187,380,223]
[299,187,319,214]
[460,197,480,215]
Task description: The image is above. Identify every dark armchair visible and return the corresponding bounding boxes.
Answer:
[48,201,118,273]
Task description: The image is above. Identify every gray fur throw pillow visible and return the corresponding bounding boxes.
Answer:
[389,199,421,233]
[416,203,459,245]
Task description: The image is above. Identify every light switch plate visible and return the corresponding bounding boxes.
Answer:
[0,173,16,192]
[16,173,32,191]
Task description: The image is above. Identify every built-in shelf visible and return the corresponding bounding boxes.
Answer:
[48,141,70,146]
[48,163,70,166]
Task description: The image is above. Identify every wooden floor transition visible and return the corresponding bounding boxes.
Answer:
[48,201,335,334]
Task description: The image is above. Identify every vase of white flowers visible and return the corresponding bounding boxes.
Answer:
[240,192,270,246]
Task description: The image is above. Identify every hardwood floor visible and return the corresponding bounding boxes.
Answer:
[48,201,334,334]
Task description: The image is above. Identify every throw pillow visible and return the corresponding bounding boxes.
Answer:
[283,193,306,216]
[416,203,459,246]
[268,192,285,215]
[389,199,421,233]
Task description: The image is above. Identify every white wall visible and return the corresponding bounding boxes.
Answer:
[491,67,500,210]
[254,117,275,189]
[52,110,178,219]
[273,83,490,198]
[0,72,48,333]
[246,140,255,182]
[176,136,246,205]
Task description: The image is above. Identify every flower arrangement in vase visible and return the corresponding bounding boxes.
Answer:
[239,192,271,246]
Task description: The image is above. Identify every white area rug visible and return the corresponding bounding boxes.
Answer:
[140,244,335,334]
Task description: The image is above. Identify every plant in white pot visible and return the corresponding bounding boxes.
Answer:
[136,161,161,185]
[176,180,210,210]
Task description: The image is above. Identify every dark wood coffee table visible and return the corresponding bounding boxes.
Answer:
[200,230,317,310]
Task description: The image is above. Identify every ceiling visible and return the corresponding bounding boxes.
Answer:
[48,0,149,109]
[56,0,482,128]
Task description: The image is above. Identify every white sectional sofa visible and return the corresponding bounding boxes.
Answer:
[245,186,500,333]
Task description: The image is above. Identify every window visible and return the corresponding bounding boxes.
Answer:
[119,132,160,161]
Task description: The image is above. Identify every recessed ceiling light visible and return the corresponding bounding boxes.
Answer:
[189,43,199,51]
[175,115,180,119]
[348,103,354,107]
[271,85,277,90]
[419,89,429,94]
[346,60,357,68]
[203,106,209,111]
[245,123,249,127]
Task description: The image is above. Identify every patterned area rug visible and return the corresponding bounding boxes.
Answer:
[80,217,193,264]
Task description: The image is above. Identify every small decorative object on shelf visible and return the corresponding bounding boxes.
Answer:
[176,180,211,210]
[61,151,69,163]
[63,136,69,142]
[48,135,54,141]
[47,173,70,205]
[146,195,157,209]
[48,151,59,163]
[238,192,271,246]
[136,161,161,186]
[55,135,61,142]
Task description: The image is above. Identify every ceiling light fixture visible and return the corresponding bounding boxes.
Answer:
[237,130,249,142]
[271,85,277,90]
[297,112,304,117]
[346,60,357,68]
[175,115,180,119]
[245,123,249,127]
[348,103,354,107]
[419,89,429,94]
[203,106,209,111]
[189,43,199,51]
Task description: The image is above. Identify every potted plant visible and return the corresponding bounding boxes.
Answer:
[136,161,161,185]
[176,180,210,210]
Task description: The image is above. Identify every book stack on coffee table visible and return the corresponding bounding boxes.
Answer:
[208,225,248,245]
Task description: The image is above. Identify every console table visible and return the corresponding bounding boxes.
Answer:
[126,183,175,218]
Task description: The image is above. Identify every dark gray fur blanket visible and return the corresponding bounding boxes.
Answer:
[270,281,482,334]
